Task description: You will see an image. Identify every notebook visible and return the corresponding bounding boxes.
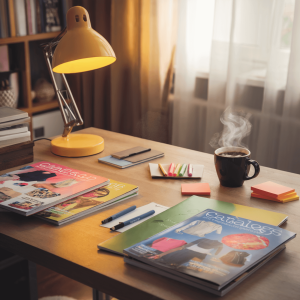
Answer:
[99,150,164,169]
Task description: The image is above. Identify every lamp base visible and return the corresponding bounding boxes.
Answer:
[51,134,104,157]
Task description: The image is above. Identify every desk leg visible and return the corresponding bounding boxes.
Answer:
[92,289,112,300]
[28,260,38,300]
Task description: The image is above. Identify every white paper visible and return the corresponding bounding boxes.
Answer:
[101,202,169,232]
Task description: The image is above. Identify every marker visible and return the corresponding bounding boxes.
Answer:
[101,205,136,224]
[179,164,187,176]
[188,164,193,177]
[158,163,168,176]
[173,164,182,177]
[168,163,175,176]
[110,210,155,231]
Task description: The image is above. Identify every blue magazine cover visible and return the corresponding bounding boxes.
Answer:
[124,209,296,288]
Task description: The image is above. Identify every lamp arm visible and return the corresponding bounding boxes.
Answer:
[41,29,84,138]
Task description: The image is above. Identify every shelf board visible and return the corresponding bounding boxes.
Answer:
[32,100,60,113]
[0,31,61,45]
[19,100,59,114]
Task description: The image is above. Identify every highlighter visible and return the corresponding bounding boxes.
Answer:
[168,163,175,176]
[173,164,182,177]
[188,164,193,177]
[179,164,187,176]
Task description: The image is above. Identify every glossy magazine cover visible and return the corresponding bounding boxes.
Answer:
[36,179,138,224]
[124,209,296,287]
[0,161,108,216]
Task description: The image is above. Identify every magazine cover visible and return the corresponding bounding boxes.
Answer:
[36,179,138,225]
[124,209,296,288]
[0,161,109,216]
[98,196,288,255]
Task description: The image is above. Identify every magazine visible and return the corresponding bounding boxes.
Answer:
[98,196,288,255]
[36,179,138,225]
[124,209,296,296]
[0,161,109,216]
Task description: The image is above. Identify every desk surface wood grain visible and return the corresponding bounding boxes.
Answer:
[0,128,299,300]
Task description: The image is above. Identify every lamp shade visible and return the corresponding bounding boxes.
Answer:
[52,6,116,74]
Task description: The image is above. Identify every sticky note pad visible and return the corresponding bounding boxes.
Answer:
[251,181,295,200]
[181,183,211,196]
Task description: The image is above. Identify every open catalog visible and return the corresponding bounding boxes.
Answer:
[124,209,296,296]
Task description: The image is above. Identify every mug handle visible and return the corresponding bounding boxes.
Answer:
[244,158,260,180]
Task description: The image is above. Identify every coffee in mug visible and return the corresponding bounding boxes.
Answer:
[214,147,260,187]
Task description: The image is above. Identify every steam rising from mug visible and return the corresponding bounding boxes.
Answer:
[210,107,252,149]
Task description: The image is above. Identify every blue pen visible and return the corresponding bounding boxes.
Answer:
[101,205,136,224]
[110,210,155,231]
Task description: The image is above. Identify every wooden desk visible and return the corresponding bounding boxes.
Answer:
[0,128,299,300]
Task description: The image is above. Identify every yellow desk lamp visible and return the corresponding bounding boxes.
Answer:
[41,6,116,157]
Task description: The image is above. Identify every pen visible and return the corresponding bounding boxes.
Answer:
[188,164,193,177]
[110,210,155,231]
[120,148,151,159]
[158,163,168,176]
[179,164,187,176]
[173,163,182,177]
[168,163,175,176]
[101,205,136,224]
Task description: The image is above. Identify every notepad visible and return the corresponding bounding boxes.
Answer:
[251,181,299,203]
[181,183,210,196]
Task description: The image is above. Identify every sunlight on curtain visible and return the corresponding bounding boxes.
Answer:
[172,0,299,173]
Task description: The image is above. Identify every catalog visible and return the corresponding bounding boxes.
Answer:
[124,209,296,296]
[98,196,288,255]
[0,161,109,216]
[36,179,138,225]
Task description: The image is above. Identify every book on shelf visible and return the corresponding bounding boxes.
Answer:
[0,124,28,136]
[0,107,30,147]
[98,196,288,255]
[14,0,27,36]
[0,131,31,147]
[0,0,10,38]
[36,179,139,225]
[123,209,296,296]
[0,107,28,123]
[0,161,110,216]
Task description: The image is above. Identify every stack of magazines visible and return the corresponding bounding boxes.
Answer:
[0,161,138,225]
[124,209,296,296]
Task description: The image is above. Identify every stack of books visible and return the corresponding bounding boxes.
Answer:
[0,107,32,171]
[251,181,299,202]
[0,107,31,147]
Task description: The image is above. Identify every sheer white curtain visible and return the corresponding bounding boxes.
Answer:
[172,0,300,173]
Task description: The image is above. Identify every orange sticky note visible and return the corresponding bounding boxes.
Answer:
[251,192,299,202]
[251,181,295,200]
[181,183,211,196]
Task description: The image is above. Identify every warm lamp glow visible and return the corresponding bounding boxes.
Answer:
[53,57,116,73]
[52,6,116,74]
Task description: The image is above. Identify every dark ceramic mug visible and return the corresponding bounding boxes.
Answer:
[214,147,260,187]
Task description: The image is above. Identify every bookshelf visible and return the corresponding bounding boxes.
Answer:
[0,32,61,118]
[0,0,69,136]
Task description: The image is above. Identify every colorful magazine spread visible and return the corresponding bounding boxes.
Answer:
[36,179,138,225]
[98,196,288,255]
[124,209,296,295]
[0,161,109,216]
